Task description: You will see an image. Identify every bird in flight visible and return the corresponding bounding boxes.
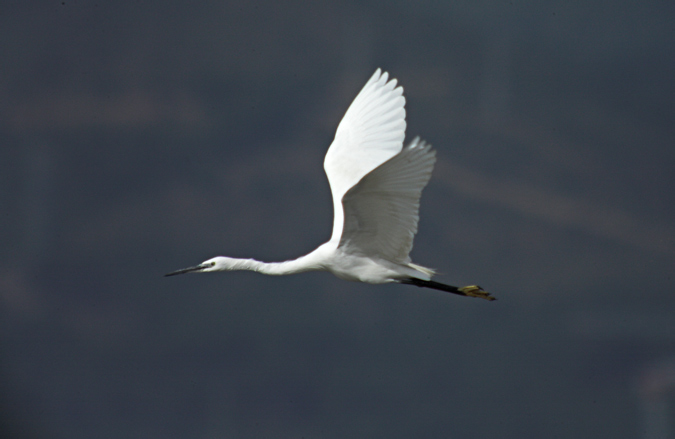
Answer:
[166,69,494,301]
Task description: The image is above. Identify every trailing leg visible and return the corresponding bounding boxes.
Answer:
[400,278,495,301]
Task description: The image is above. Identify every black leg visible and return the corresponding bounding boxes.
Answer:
[400,278,496,301]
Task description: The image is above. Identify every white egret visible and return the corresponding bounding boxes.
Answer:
[167,69,494,301]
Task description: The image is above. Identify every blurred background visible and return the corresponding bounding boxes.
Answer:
[2,1,674,438]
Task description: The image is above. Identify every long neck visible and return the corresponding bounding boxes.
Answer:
[229,252,324,276]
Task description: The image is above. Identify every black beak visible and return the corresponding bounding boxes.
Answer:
[165,263,208,277]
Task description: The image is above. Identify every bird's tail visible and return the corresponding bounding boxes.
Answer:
[400,278,496,301]
[408,262,436,277]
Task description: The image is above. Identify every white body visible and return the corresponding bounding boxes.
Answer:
[169,69,438,284]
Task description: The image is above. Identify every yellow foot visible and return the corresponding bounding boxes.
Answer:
[458,285,496,301]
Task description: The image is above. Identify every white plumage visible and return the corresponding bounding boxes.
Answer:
[167,69,494,301]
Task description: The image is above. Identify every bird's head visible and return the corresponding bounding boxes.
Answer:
[165,256,241,276]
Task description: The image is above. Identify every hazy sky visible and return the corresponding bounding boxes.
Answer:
[2,1,674,438]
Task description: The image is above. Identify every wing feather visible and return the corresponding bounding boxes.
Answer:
[324,69,406,243]
[339,138,436,263]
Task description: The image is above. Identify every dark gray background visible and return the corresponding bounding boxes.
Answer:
[2,1,674,438]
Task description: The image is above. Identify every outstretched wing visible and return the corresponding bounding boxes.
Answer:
[324,69,406,243]
[338,138,436,263]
